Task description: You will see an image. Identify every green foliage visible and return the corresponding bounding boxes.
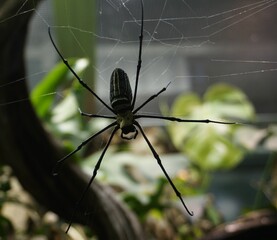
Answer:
[167,83,255,171]
[31,58,92,157]
[31,58,89,120]
[82,152,190,207]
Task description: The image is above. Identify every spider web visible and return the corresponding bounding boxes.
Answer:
[0,0,276,118]
[0,0,277,224]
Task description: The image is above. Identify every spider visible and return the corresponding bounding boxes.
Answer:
[48,0,235,233]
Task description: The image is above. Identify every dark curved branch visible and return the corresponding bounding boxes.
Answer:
[0,1,144,239]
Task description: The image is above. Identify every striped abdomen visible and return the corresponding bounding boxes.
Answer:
[110,68,133,113]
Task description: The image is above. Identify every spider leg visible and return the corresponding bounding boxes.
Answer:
[66,125,119,233]
[134,121,194,216]
[131,0,144,109]
[78,108,116,119]
[52,121,117,175]
[133,82,171,114]
[135,115,238,125]
[48,27,115,114]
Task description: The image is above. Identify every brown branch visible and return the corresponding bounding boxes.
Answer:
[0,0,144,239]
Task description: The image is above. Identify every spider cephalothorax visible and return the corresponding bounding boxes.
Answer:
[49,0,236,233]
[116,110,137,139]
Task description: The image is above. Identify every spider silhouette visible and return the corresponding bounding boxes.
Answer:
[49,0,235,233]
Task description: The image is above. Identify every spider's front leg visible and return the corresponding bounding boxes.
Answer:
[78,108,116,119]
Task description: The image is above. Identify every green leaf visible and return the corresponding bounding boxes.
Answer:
[203,83,255,120]
[184,128,243,170]
[51,93,79,124]
[167,83,255,171]
[31,58,89,119]
[170,93,202,117]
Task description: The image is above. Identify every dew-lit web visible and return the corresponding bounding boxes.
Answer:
[0,0,276,118]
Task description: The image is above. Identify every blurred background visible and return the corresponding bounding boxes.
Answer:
[1,0,277,239]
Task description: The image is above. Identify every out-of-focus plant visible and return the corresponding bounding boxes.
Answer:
[31,58,88,120]
[0,165,76,239]
[82,150,223,239]
[236,124,277,211]
[159,83,277,238]
[166,83,255,171]
[30,58,100,159]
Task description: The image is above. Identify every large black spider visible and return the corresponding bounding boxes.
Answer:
[48,0,234,233]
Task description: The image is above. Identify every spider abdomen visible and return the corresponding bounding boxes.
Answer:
[110,68,133,113]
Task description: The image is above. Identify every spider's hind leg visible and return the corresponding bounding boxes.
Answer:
[65,125,119,233]
[134,121,194,216]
